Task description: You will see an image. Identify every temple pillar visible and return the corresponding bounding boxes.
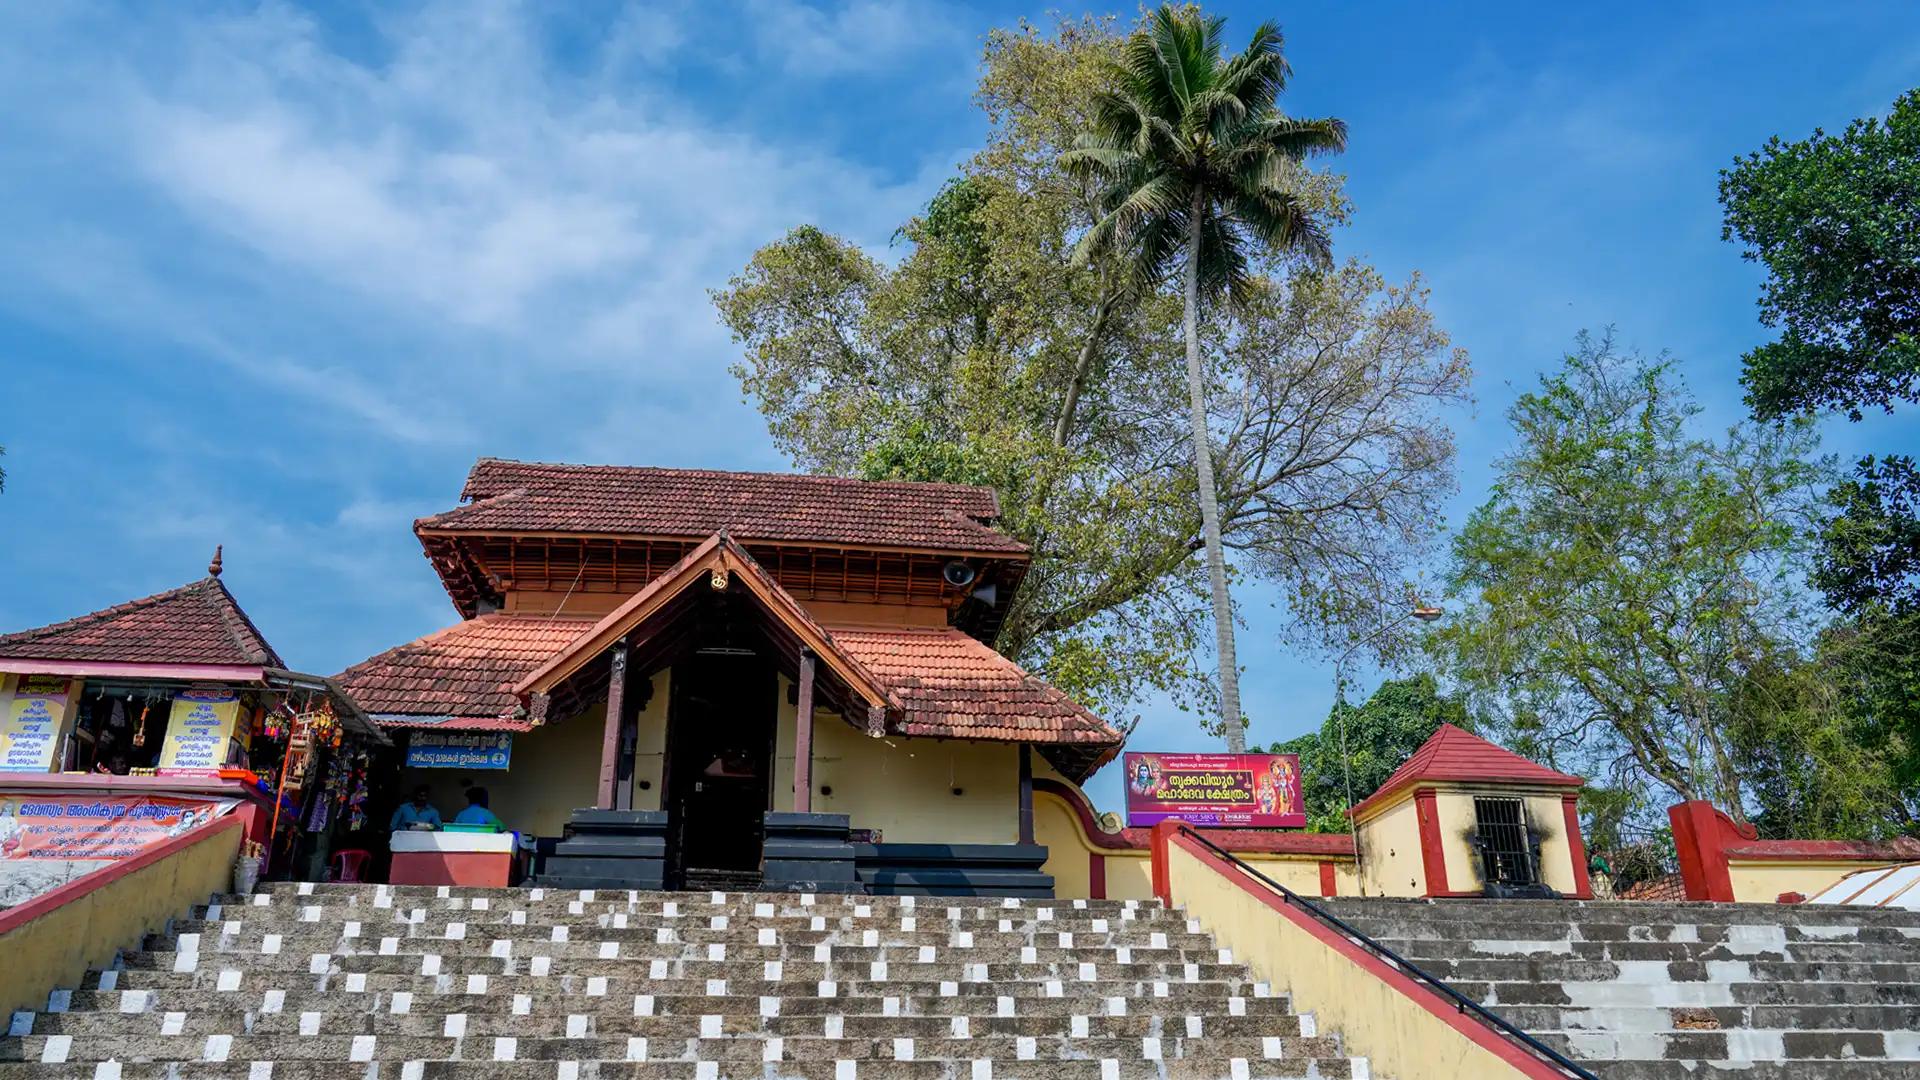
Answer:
[792,650,815,813]
[596,637,628,810]
[1018,744,1035,845]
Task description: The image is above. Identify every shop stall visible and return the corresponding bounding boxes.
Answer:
[0,553,389,899]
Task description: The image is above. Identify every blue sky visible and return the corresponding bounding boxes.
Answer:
[1,2,1916,813]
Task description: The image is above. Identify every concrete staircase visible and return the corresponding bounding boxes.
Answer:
[1316,897,1920,1079]
[2,883,1369,1079]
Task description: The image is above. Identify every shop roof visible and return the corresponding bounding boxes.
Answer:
[0,575,284,670]
[415,458,1030,556]
[1349,723,1583,819]
[334,613,597,729]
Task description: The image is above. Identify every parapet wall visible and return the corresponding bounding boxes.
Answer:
[1669,799,1920,903]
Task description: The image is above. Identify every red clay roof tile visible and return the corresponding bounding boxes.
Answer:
[333,613,596,727]
[415,459,1028,555]
[0,577,283,668]
[1349,723,1583,819]
[826,625,1123,747]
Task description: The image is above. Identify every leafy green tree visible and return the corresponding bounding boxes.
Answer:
[1433,332,1828,819]
[1720,89,1920,422]
[716,18,1466,729]
[1724,95,1920,815]
[1816,456,1920,615]
[1723,641,1914,840]
[1063,6,1346,752]
[1269,674,1471,833]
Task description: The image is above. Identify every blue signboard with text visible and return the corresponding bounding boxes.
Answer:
[405,731,512,771]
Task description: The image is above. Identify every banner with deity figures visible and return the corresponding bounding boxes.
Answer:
[1123,751,1305,828]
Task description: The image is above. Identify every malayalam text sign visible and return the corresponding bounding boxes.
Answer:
[157,690,241,775]
[405,731,512,771]
[1123,751,1304,828]
[0,677,75,774]
[0,793,236,860]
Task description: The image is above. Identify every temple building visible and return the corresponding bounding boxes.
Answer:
[335,459,1126,893]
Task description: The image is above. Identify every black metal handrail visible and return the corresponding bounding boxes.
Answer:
[1174,826,1599,1080]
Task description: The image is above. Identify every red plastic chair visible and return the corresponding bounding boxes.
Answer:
[331,849,373,883]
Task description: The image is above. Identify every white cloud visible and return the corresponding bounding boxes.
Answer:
[0,0,974,670]
[744,0,965,77]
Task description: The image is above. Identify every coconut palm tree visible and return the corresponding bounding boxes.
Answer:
[1064,5,1346,752]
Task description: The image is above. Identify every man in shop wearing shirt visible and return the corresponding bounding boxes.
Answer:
[389,785,442,832]
[452,786,504,830]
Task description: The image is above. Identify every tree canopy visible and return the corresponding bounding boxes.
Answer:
[1061,4,1349,751]
[1268,674,1472,833]
[714,16,1467,728]
[1433,333,1828,817]
[1720,89,1920,421]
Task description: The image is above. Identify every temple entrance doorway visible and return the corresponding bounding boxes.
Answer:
[663,650,779,891]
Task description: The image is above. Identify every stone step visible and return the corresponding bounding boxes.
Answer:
[179,910,1200,931]
[1361,936,1920,966]
[1365,954,1920,985]
[234,887,1153,914]
[14,1010,1315,1041]
[1535,1026,1920,1063]
[64,972,1275,1006]
[1596,1065,1920,1080]
[1314,898,1920,927]
[0,1033,1350,1066]
[1493,1002,1920,1034]
[1452,977,1920,1008]
[120,953,1250,983]
[0,1057,1356,1080]
[7,884,1358,1080]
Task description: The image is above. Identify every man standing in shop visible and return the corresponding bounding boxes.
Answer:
[388,785,441,832]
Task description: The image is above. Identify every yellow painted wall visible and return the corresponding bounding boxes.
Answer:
[401,705,607,837]
[627,671,670,812]
[1356,794,1426,897]
[1167,840,1540,1080]
[771,683,1018,844]
[0,820,241,1019]
[1035,790,1361,901]
[1728,859,1878,903]
[1431,786,1578,895]
[1034,792,1094,898]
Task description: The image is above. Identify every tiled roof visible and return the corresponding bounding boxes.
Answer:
[826,625,1123,748]
[416,458,1029,555]
[334,613,596,727]
[1350,723,1583,819]
[0,577,283,668]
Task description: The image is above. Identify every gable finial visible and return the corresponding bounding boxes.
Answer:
[208,544,224,578]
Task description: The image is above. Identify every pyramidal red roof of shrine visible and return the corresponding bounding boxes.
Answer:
[0,576,283,669]
[1349,723,1583,819]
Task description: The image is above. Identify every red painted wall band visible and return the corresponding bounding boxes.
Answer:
[1089,853,1106,900]
[1318,860,1337,897]
[1669,800,1737,902]
[1561,794,1592,900]
[1413,788,1450,897]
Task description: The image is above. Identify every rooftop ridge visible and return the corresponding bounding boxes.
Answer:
[0,575,284,669]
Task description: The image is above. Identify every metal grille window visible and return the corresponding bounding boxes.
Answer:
[1474,797,1539,885]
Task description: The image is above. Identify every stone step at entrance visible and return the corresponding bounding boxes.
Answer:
[2,883,1369,1080]
[1313,897,1920,1077]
